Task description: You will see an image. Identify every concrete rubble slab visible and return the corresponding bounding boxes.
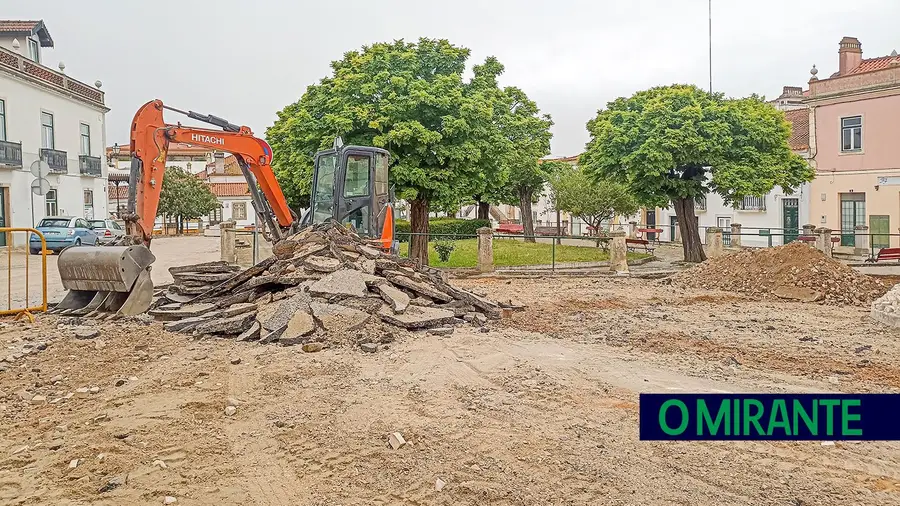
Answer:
[375,283,410,313]
[384,274,453,302]
[237,321,261,341]
[303,255,342,273]
[195,312,256,335]
[149,303,217,321]
[379,305,456,329]
[310,270,381,299]
[310,301,371,332]
[281,309,316,341]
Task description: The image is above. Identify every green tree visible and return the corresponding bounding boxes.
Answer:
[158,166,219,234]
[548,164,639,246]
[582,84,813,262]
[492,87,553,242]
[267,38,511,265]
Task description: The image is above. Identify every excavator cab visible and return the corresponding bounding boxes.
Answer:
[305,139,396,252]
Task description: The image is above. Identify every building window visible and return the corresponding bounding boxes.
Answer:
[45,189,58,216]
[0,99,6,141]
[41,112,54,149]
[233,202,247,220]
[27,38,40,63]
[210,204,223,224]
[841,116,862,152]
[80,123,91,155]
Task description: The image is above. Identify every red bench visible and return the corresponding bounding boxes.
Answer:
[496,223,524,234]
[866,247,900,263]
[636,228,664,245]
[798,235,816,243]
[626,238,655,254]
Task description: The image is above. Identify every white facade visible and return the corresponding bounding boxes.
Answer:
[0,30,108,247]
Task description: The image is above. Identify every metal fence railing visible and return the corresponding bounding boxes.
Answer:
[0,228,48,321]
[394,231,655,272]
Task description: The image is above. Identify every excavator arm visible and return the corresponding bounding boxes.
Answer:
[126,99,297,246]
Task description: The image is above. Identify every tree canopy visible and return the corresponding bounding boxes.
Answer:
[267,38,514,265]
[158,166,219,233]
[581,84,813,261]
[548,164,638,244]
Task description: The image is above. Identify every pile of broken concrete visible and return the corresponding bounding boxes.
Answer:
[149,222,503,348]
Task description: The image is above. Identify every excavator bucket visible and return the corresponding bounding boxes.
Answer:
[53,245,156,317]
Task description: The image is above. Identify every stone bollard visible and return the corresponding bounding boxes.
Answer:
[730,223,742,248]
[855,225,870,256]
[628,221,638,238]
[609,230,629,275]
[220,221,236,264]
[814,227,833,257]
[802,224,816,238]
[476,227,494,273]
[705,227,724,258]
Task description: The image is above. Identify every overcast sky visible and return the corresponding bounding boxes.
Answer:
[6,0,899,156]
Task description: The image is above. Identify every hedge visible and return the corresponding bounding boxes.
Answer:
[394,218,491,242]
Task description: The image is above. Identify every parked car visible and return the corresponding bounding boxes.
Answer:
[31,216,99,254]
[89,219,126,244]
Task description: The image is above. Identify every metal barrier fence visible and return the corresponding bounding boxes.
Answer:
[0,228,48,321]
[395,231,648,272]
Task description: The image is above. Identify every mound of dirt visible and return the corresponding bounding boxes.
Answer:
[673,242,887,305]
[147,222,506,348]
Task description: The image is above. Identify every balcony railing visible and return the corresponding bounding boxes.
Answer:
[0,46,106,108]
[40,148,68,173]
[695,196,707,211]
[0,140,22,167]
[79,155,102,177]
[738,196,766,211]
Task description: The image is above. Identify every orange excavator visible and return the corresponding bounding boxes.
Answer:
[54,99,395,316]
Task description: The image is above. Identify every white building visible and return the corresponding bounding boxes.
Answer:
[198,154,255,228]
[0,19,108,247]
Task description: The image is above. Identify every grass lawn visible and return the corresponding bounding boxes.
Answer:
[398,238,650,268]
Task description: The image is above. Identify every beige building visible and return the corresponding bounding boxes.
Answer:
[806,36,900,250]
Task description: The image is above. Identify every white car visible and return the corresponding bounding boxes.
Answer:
[88,219,126,244]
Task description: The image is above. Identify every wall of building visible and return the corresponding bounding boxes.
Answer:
[0,72,107,246]
[813,94,900,172]
[809,170,900,247]
[0,34,40,60]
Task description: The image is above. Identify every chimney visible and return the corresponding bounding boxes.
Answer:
[838,36,862,76]
[782,86,802,97]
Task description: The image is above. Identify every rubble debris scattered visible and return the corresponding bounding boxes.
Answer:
[148,223,505,348]
[673,242,887,305]
[388,432,406,450]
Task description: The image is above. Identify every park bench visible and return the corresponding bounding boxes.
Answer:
[636,227,664,245]
[496,223,524,234]
[625,238,655,254]
[865,247,900,263]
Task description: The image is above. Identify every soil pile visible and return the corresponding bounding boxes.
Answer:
[673,242,887,305]
[148,223,504,348]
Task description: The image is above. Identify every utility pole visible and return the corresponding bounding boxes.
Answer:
[709,0,713,94]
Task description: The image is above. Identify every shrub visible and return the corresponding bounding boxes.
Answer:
[434,240,455,262]
[394,218,490,242]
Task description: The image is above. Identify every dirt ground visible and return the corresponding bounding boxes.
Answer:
[2,272,900,505]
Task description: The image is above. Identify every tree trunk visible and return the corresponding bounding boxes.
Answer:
[673,197,706,262]
[518,187,536,243]
[409,198,430,267]
[476,199,490,221]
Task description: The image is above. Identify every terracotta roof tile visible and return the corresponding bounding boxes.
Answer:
[0,20,41,32]
[207,182,250,197]
[784,109,809,151]
[844,55,900,75]
[108,181,250,199]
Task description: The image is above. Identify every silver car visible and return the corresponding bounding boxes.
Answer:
[89,219,126,244]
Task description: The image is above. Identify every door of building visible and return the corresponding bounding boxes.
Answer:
[782,198,799,244]
[840,193,866,247]
[0,187,6,247]
[669,216,678,242]
[870,215,890,249]
[646,209,656,241]
[717,217,732,246]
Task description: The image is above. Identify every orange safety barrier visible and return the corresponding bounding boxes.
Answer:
[1,228,48,322]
